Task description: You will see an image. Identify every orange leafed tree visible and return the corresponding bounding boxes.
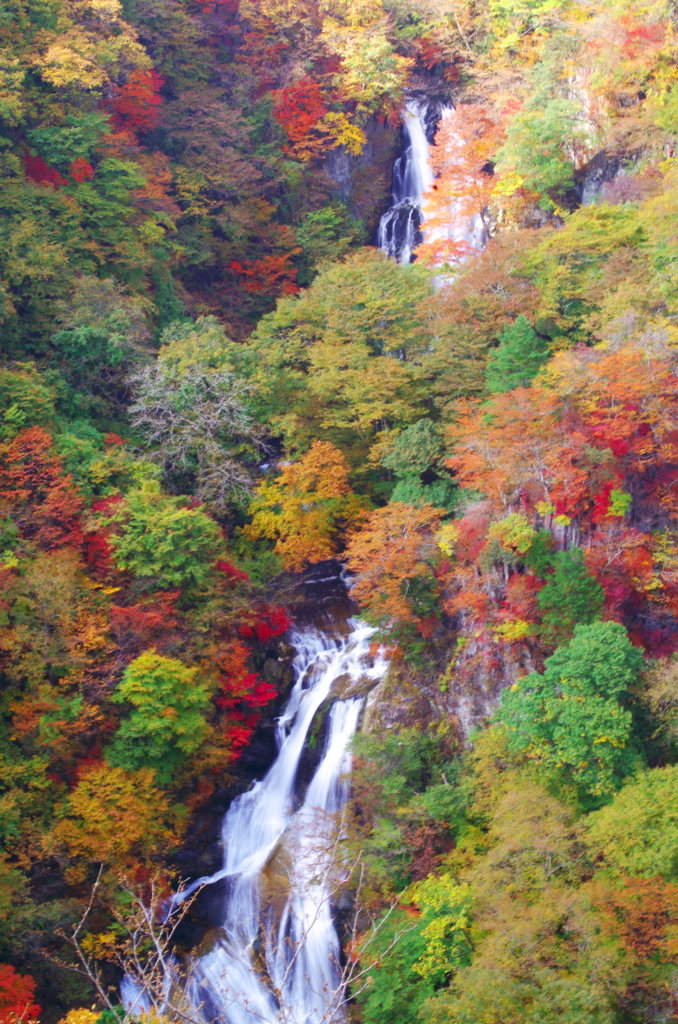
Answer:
[444,342,678,652]
[419,104,504,265]
[345,502,444,624]
[592,875,678,961]
[448,386,590,516]
[230,252,300,296]
[545,345,678,518]
[450,345,678,520]
[245,441,368,571]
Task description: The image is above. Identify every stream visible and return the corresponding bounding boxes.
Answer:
[123,97,465,1021]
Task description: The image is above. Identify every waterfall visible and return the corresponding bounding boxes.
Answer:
[157,619,388,1024]
[377,99,436,264]
[377,98,487,265]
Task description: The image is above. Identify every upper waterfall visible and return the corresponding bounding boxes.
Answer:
[377,98,488,265]
[377,98,440,264]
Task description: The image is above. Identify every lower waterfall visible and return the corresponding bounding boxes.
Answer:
[126,618,388,1023]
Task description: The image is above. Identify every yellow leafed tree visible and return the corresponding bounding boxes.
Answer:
[245,441,369,571]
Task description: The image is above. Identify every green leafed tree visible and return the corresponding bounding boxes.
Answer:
[239,249,433,468]
[485,315,550,394]
[51,276,154,411]
[357,909,436,1024]
[494,40,592,206]
[26,113,110,171]
[0,365,56,440]
[295,205,364,285]
[106,484,222,588]
[418,781,620,1024]
[537,547,605,643]
[382,420,446,478]
[382,419,457,509]
[106,650,211,784]
[358,877,472,1024]
[496,620,644,803]
[585,765,678,880]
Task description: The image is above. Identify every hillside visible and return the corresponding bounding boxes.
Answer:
[2,0,678,1021]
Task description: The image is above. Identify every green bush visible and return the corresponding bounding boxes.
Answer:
[106,650,211,784]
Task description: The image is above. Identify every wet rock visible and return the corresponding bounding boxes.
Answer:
[264,657,283,684]
[575,150,622,206]
[324,117,398,235]
[330,671,379,701]
[360,664,449,736]
[295,704,330,796]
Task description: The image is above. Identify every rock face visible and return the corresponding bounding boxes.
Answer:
[323,82,454,242]
[324,116,399,236]
[576,149,623,205]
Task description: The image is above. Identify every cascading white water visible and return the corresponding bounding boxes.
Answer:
[377,98,487,265]
[266,697,363,1022]
[179,620,388,1024]
[377,99,435,264]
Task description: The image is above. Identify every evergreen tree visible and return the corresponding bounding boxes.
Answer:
[537,547,605,643]
[496,620,644,803]
[485,315,550,393]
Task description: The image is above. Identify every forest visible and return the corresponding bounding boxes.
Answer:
[2,0,678,1019]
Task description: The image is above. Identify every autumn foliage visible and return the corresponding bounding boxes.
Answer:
[23,153,69,189]
[0,424,284,896]
[230,253,300,296]
[346,503,444,626]
[112,69,164,136]
[593,876,678,960]
[0,427,84,549]
[6,0,678,1016]
[420,104,504,264]
[245,441,368,570]
[0,966,40,1024]
[273,77,327,146]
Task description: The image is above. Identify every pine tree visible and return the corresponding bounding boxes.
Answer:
[485,315,550,393]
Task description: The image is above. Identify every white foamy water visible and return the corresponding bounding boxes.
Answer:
[378,98,486,265]
[181,620,388,1024]
[377,99,436,264]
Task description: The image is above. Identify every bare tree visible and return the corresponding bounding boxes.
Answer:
[129,363,267,511]
[53,866,210,1024]
[52,823,412,1024]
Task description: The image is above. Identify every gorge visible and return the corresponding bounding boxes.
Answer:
[3,1,678,1023]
